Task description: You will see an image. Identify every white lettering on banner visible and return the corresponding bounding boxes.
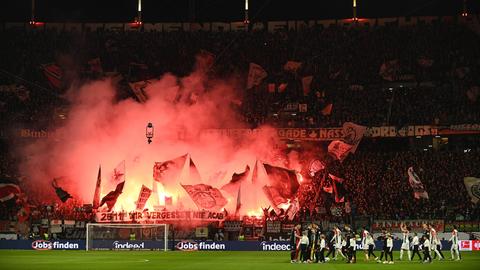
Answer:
[261,241,290,251]
[96,210,225,223]
[113,241,145,249]
[176,241,226,251]
[16,124,480,143]
[450,124,480,131]
[7,15,473,33]
[31,240,79,250]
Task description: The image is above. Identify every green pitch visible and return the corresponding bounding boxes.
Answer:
[0,250,478,270]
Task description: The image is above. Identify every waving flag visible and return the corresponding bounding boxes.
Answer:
[235,186,242,216]
[407,167,429,199]
[221,165,250,196]
[92,166,102,209]
[41,63,63,90]
[342,122,366,153]
[128,80,151,103]
[262,163,299,207]
[464,177,480,204]
[321,103,333,115]
[251,160,259,184]
[262,186,288,206]
[181,184,228,210]
[301,76,313,96]
[189,157,203,183]
[328,140,353,162]
[328,174,346,203]
[247,63,267,89]
[153,154,187,188]
[285,198,300,220]
[196,49,216,71]
[328,122,366,162]
[0,182,21,202]
[100,181,125,210]
[110,160,125,184]
[283,61,302,73]
[135,185,152,211]
[52,178,73,203]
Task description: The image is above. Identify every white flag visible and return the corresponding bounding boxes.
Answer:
[247,63,267,89]
[328,140,353,162]
[342,122,366,153]
[464,177,480,204]
[407,167,429,199]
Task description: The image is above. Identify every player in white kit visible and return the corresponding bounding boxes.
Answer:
[399,223,411,261]
[361,227,369,261]
[449,225,461,261]
[333,225,346,260]
[429,224,444,260]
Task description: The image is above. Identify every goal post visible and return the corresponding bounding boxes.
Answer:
[86,223,168,251]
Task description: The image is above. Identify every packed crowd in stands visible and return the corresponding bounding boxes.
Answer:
[1,20,480,236]
[1,21,479,130]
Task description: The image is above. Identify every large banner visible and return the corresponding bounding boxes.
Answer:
[15,124,480,141]
[372,219,444,232]
[201,125,465,141]
[95,210,226,223]
[11,15,473,33]
[0,240,84,250]
[0,239,464,251]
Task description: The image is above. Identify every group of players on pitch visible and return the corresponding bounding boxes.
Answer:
[289,222,461,264]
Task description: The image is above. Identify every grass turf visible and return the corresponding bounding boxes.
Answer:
[0,250,478,270]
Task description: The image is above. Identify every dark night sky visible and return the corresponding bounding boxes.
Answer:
[1,0,479,22]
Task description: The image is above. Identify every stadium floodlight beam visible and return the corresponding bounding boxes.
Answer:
[244,0,249,24]
[30,0,35,24]
[352,0,358,21]
[136,0,143,24]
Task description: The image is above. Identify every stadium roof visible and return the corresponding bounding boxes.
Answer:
[1,0,479,23]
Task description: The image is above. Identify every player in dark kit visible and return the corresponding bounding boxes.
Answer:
[290,224,302,263]
[325,229,336,259]
[347,232,357,263]
[378,229,388,263]
[308,224,320,262]
[410,232,423,261]
[316,234,327,263]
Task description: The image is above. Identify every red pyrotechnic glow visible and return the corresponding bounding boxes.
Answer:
[17,54,301,218]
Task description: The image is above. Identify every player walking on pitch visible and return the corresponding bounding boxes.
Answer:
[410,232,423,261]
[332,225,346,260]
[449,225,461,261]
[399,223,411,261]
[428,224,445,260]
[361,227,370,261]
[290,224,301,263]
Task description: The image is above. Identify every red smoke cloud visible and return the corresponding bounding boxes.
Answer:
[18,68,287,215]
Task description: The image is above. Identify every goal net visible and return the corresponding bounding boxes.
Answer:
[86,223,168,251]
